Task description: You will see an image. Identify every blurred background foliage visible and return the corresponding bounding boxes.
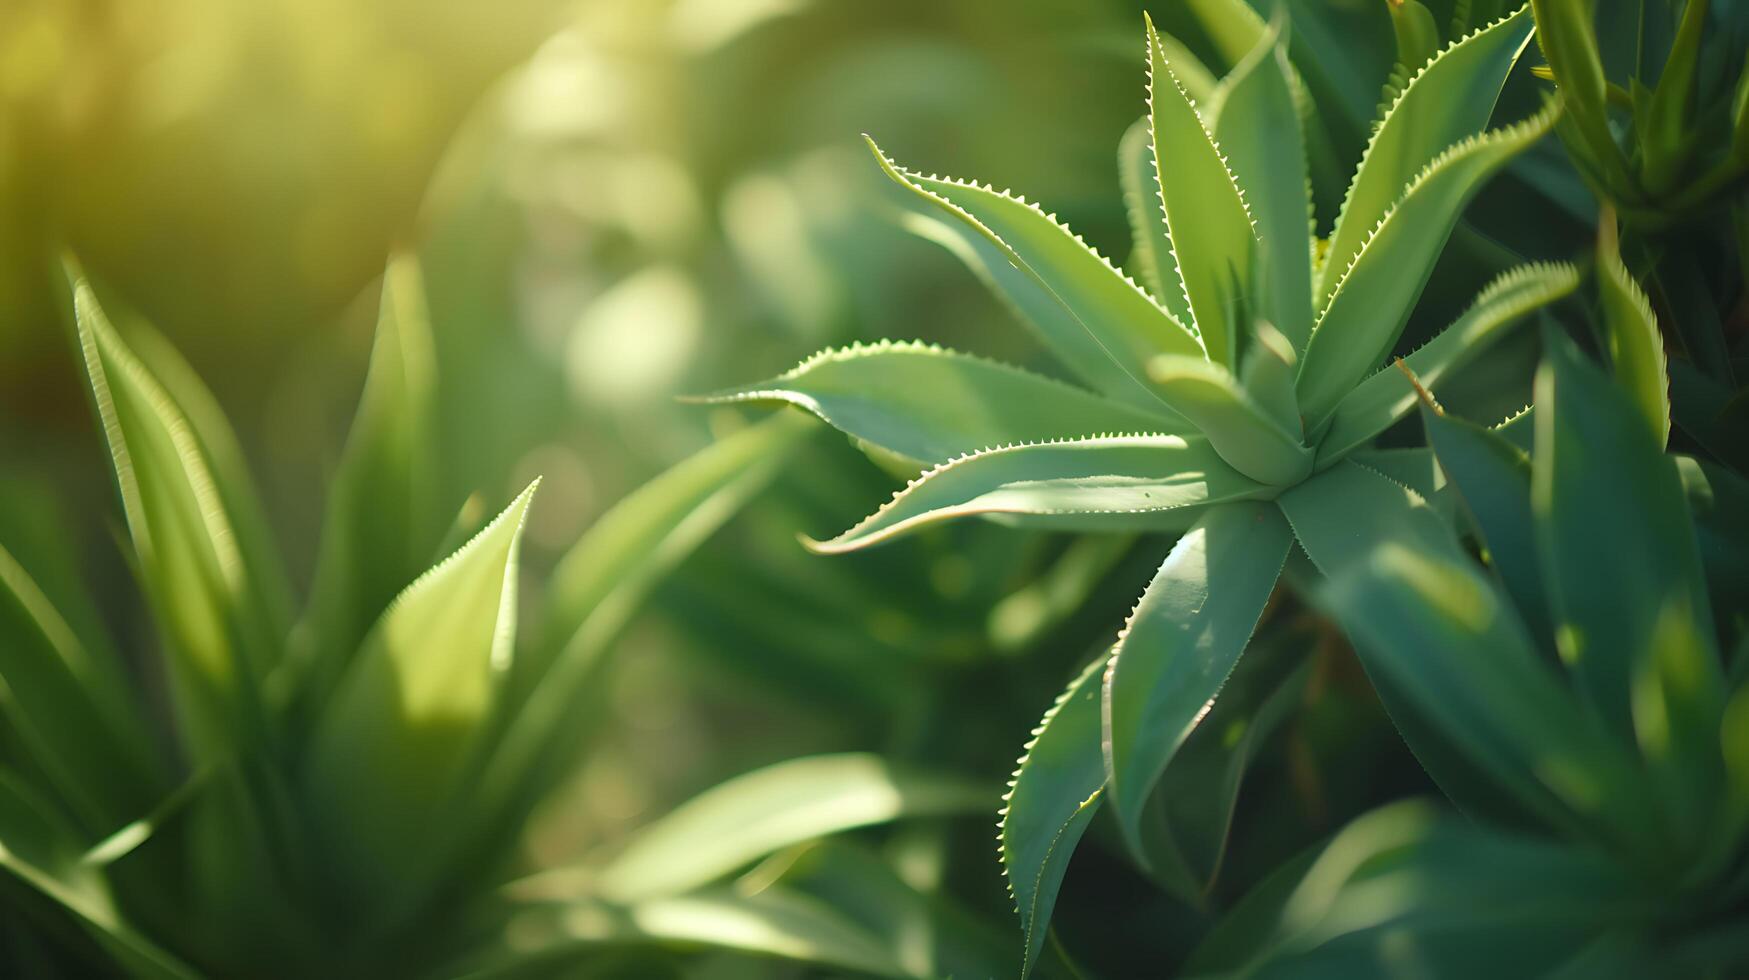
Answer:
[4,0,1711,974]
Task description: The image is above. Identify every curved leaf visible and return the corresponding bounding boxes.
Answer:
[293,253,441,710]
[1317,5,1535,304]
[1322,541,1658,851]
[810,435,1270,554]
[1533,336,1722,774]
[1148,356,1312,486]
[1212,24,1314,350]
[1596,217,1670,446]
[1102,502,1291,860]
[72,276,274,762]
[868,137,1199,412]
[697,342,1181,466]
[302,480,537,882]
[593,754,986,903]
[1118,116,1192,325]
[1146,14,1256,366]
[1298,100,1560,426]
[1318,262,1580,463]
[1002,655,1107,979]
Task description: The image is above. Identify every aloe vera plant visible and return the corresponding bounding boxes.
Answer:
[0,258,819,977]
[706,7,1585,969]
[1197,333,1749,976]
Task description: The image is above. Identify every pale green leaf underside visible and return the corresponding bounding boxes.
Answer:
[867,137,1198,413]
[1149,356,1311,486]
[1317,5,1535,305]
[1147,14,1256,367]
[1318,261,1580,464]
[698,341,1184,466]
[810,435,1270,554]
[1002,654,1108,979]
[1298,99,1559,426]
[595,754,986,903]
[1101,502,1292,859]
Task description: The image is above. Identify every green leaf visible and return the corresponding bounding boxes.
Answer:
[1148,356,1312,486]
[810,435,1270,554]
[1596,217,1670,446]
[1118,117,1193,326]
[72,275,275,762]
[592,754,985,903]
[695,342,1183,467]
[868,137,1199,413]
[1281,461,1554,829]
[0,545,160,835]
[1529,0,1628,183]
[1321,541,1656,850]
[1422,408,1551,639]
[301,480,537,884]
[492,889,911,979]
[1534,335,1724,795]
[1298,100,1559,426]
[292,253,440,712]
[1146,13,1255,367]
[1318,5,1535,306]
[1189,799,1647,978]
[0,775,199,980]
[1102,502,1291,861]
[1318,262,1580,463]
[479,413,814,847]
[1212,23,1314,351]
[1001,655,1107,979]
[1388,0,1443,73]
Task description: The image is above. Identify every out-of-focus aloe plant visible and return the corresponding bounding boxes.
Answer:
[0,256,874,977]
[1191,334,1749,976]
[1528,0,1749,473]
[709,7,1583,971]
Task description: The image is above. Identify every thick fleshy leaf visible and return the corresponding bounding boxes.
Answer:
[1318,5,1535,305]
[1534,336,1724,790]
[592,754,985,903]
[697,341,1181,466]
[1147,14,1256,367]
[1280,462,1554,830]
[302,480,536,882]
[1298,101,1560,426]
[1318,262,1580,463]
[0,545,159,835]
[810,435,1270,554]
[868,137,1200,412]
[1148,356,1312,486]
[1188,800,1647,978]
[1001,655,1107,979]
[1529,0,1629,183]
[72,277,274,762]
[1118,117,1192,325]
[1102,503,1291,860]
[293,253,440,711]
[1422,408,1551,638]
[1321,541,1656,849]
[1211,24,1314,350]
[1596,218,1670,446]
